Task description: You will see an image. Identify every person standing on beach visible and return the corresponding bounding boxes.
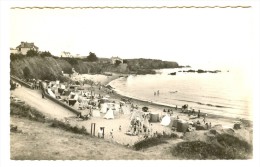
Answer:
[203,113,207,123]
[110,129,114,139]
[98,128,103,138]
[157,90,160,96]
[198,110,201,118]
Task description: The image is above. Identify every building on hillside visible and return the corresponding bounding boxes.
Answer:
[60,52,81,58]
[10,48,19,54]
[111,56,123,64]
[60,51,72,58]
[15,41,39,55]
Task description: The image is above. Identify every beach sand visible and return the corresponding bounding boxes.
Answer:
[71,73,125,85]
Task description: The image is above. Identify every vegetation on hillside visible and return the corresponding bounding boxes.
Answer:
[10,80,17,90]
[11,102,46,122]
[171,133,252,159]
[10,50,180,80]
[10,102,89,135]
[125,58,179,70]
[133,132,178,150]
[84,52,98,62]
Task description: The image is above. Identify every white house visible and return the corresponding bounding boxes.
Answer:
[10,48,19,54]
[111,56,123,64]
[15,42,39,55]
[60,51,72,58]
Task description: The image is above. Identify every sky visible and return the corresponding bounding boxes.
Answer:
[9,6,257,69]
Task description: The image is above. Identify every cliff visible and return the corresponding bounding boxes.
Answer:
[10,55,179,80]
[125,58,179,71]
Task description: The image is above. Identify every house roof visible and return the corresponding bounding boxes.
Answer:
[61,51,71,56]
[16,42,39,49]
[111,56,122,60]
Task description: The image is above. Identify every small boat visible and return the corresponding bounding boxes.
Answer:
[169,72,176,75]
[169,91,178,93]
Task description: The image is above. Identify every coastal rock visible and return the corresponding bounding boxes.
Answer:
[233,123,241,130]
[169,72,176,75]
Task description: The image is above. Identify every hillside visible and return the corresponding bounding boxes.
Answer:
[125,58,179,70]
[11,116,169,160]
[10,54,179,81]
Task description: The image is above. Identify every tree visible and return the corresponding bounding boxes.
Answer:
[10,53,24,61]
[86,52,98,62]
[23,67,31,79]
[26,50,39,57]
[40,51,53,58]
[115,60,122,66]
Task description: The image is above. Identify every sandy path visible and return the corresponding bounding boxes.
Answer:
[11,87,75,120]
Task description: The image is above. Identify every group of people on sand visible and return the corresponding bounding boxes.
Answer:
[126,121,154,138]
[163,108,174,116]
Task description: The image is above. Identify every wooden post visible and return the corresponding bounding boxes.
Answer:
[90,123,92,135]
[102,127,105,138]
[91,123,96,136]
[93,123,96,136]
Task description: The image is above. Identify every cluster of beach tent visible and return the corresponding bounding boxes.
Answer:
[100,101,132,119]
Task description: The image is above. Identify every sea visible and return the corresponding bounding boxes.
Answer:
[109,67,253,120]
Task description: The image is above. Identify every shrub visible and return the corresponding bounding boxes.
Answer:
[40,51,53,58]
[133,132,178,150]
[23,67,31,79]
[85,52,98,62]
[133,137,168,151]
[171,133,252,159]
[50,119,89,135]
[216,133,252,159]
[26,50,39,57]
[172,141,224,159]
[61,57,79,65]
[10,102,46,122]
[10,53,24,61]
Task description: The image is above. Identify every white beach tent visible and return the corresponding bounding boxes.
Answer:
[101,103,108,114]
[113,103,120,116]
[104,108,114,119]
[161,114,171,126]
[92,109,101,117]
[47,88,56,98]
[60,84,66,89]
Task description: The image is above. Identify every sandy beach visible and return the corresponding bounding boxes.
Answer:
[11,74,253,146]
